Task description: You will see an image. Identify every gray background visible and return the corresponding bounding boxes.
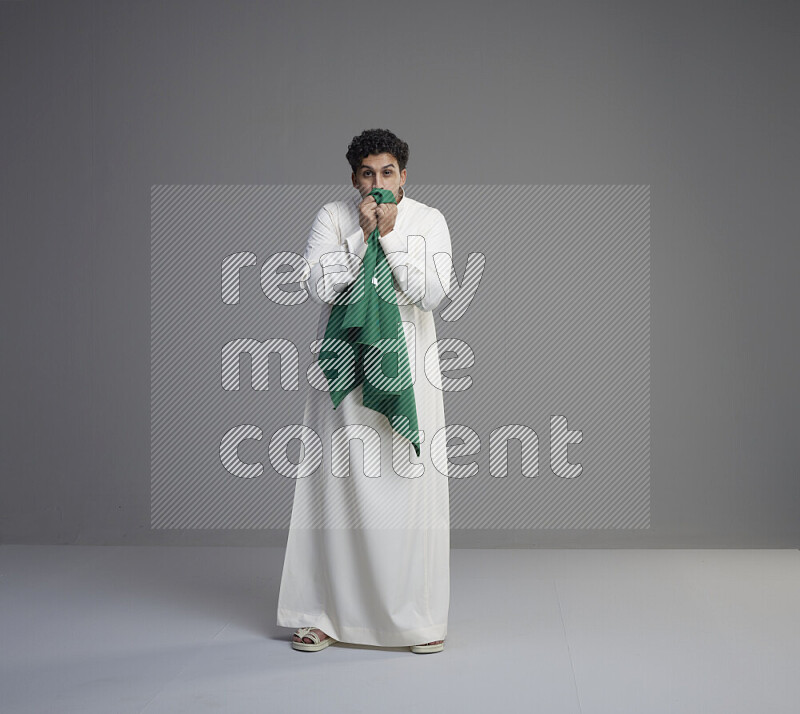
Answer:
[1,0,797,546]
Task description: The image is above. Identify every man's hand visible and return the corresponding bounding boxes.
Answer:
[358,196,379,242]
[376,202,398,237]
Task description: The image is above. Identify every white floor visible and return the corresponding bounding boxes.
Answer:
[0,545,798,714]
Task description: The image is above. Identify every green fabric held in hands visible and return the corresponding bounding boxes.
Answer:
[318,187,421,458]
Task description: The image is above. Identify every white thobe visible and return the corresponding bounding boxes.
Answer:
[276,190,453,647]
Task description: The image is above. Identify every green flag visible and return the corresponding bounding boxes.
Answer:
[318,187,421,457]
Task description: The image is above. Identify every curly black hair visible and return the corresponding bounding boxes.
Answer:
[346,128,409,174]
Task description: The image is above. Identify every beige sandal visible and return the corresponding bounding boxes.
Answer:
[291,626,336,652]
[410,640,445,654]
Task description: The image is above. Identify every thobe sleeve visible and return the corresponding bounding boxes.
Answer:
[303,205,369,305]
[377,208,453,312]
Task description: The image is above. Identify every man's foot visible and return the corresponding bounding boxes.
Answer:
[410,638,445,653]
[293,627,330,645]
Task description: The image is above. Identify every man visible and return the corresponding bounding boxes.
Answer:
[277,128,453,653]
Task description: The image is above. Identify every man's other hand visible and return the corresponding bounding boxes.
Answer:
[358,196,379,242]
[376,202,398,238]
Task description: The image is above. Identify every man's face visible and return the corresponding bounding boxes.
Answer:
[351,152,407,202]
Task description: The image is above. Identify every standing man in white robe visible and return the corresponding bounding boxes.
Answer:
[277,129,453,653]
